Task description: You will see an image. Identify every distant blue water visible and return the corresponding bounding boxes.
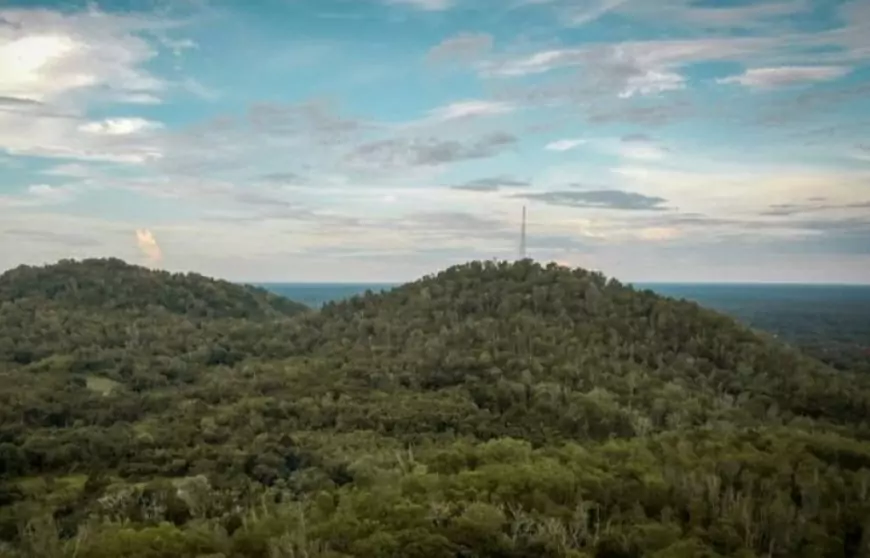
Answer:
[257,283,395,308]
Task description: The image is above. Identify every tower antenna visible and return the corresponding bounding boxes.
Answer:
[519,205,527,260]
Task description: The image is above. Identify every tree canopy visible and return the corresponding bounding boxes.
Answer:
[1,258,868,557]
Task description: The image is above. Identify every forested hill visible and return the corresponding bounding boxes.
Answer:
[0,258,308,320]
[304,259,868,431]
[2,258,870,557]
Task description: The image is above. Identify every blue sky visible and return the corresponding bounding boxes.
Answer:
[1,0,868,282]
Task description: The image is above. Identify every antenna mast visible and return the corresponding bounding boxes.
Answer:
[519,205,527,260]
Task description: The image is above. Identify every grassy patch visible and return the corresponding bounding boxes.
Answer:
[86,375,121,396]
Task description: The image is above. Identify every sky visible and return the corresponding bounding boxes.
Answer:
[0,0,869,283]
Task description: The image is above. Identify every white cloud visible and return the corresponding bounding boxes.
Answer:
[619,144,667,161]
[0,108,164,163]
[79,117,164,135]
[136,228,163,264]
[563,0,629,25]
[611,163,870,216]
[384,0,453,11]
[27,184,74,202]
[637,227,681,241]
[427,100,516,121]
[545,138,586,151]
[717,66,852,89]
[622,0,810,28]
[41,163,97,177]
[0,7,188,164]
[0,182,76,209]
[483,37,773,102]
[619,70,685,98]
[0,35,84,102]
[486,49,570,77]
[0,8,174,105]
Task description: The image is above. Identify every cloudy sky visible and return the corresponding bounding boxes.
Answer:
[1,0,868,283]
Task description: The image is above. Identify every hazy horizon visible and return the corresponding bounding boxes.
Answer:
[254,280,870,287]
[1,0,868,283]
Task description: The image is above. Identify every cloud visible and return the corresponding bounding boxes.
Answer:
[587,99,693,126]
[637,227,680,241]
[384,0,453,11]
[515,189,669,211]
[3,0,868,284]
[717,66,852,89]
[247,100,365,143]
[427,33,493,63]
[564,0,629,25]
[402,211,510,233]
[347,131,517,168]
[451,176,530,192]
[755,82,870,128]
[148,99,370,181]
[259,172,305,184]
[611,163,870,218]
[0,6,200,164]
[27,184,75,203]
[522,0,630,26]
[485,37,771,78]
[622,0,810,29]
[41,163,97,177]
[426,100,515,122]
[0,95,43,107]
[78,117,164,135]
[0,7,178,105]
[619,134,668,160]
[0,105,165,162]
[760,200,870,216]
[545,138,586,151]
[1,228,100,248]
[135,228,163,264]
[620,70,685,98]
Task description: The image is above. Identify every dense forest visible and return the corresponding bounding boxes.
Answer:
[1,258,870,557]
[645,284,870,376]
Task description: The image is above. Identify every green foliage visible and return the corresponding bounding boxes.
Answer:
[1,258,869,557]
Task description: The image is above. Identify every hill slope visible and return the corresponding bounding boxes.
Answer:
[0,258,308,319]
[0,259,309,390]
[301,260,867,433]
[1,259,870,558]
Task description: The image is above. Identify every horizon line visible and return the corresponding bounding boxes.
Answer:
[247,280,870,287]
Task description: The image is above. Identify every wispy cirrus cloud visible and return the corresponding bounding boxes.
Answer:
[718,66,853,89]
[383,0,454,11]
[426,100,516,122]
[545,138,586,152]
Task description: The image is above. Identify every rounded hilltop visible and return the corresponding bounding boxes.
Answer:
[0,257,308,320]
[310,258,866,431]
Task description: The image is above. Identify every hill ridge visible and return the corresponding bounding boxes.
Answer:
[0,257,308,320]
[1,258,870,557]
